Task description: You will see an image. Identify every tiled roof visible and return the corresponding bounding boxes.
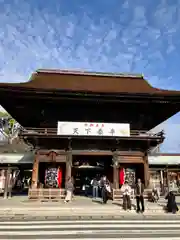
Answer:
[0,69,179,95]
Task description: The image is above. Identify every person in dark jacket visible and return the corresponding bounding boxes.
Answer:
[100,176,111,204]
[165,191,179,214]
[135,178,145,213]
[83,177,90,197]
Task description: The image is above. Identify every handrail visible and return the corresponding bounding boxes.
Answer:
[19,127,164,138]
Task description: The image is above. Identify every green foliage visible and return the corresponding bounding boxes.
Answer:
[0,111,10,117]
[0,113,18,139]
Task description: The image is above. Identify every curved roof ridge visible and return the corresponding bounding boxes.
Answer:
[36,68,144,79]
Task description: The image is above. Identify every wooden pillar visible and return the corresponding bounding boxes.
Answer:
[66,141,72,184]
[166,166,169,193]
[31,153,39,188]
[4,167,11,199]
[144,152,149,188]
[113,151,119,189]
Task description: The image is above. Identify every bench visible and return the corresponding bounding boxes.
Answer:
[28,188,66,201]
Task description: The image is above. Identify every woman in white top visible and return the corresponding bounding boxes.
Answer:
[121,181,131,210]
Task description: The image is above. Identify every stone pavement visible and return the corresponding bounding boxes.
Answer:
[0,195,175,219]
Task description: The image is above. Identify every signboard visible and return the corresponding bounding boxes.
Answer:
[57,122,130,137]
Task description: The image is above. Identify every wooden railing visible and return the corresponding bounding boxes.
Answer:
[28,188,152,201]
[19,127,164,138]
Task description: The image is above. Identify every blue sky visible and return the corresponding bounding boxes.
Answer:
[0,0,180,152]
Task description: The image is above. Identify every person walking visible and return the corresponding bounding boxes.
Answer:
[135,178,145,213]
[64,177,74,203]
[121,181,131,210]
[91,177,99,199]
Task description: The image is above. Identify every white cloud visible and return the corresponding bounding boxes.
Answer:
[0,0,178,88]
[0,0,180,151]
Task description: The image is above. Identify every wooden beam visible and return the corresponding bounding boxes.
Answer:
[37,150,66,162]
[38,158,66,163]
[37,149,66,155]
[117,151,144,156]
[72,150,113,156]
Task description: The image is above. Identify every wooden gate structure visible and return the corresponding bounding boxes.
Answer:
[0,69,179,200]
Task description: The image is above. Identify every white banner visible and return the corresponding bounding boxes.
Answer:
[57,122,130,137]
